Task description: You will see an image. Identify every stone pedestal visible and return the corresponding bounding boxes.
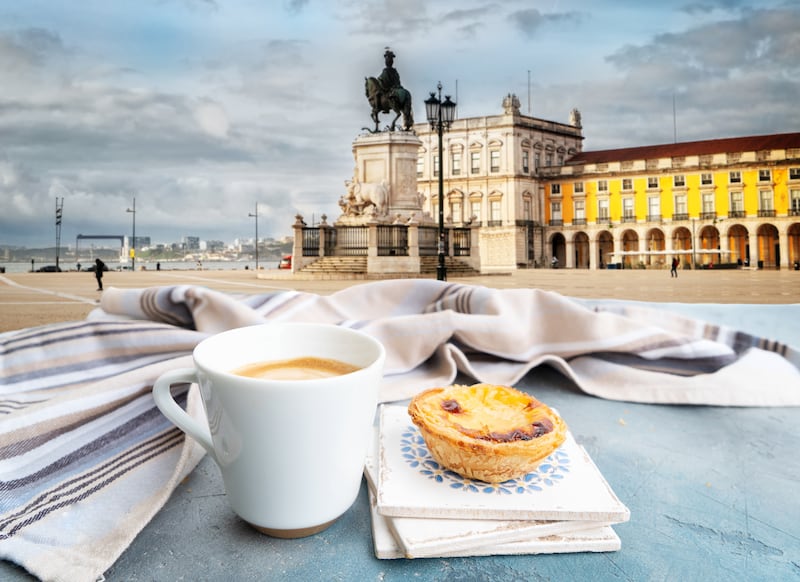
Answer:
[336,132,433,226]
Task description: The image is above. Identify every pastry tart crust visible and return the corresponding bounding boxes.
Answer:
[408,383,567,483]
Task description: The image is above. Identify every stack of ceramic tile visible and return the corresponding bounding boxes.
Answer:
[365,405,630,559]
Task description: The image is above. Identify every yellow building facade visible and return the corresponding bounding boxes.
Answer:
[541,134,800,269]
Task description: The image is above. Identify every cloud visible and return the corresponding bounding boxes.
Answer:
[193,100,230,138]
[681,0,747,15]
[607,8,800,76]
[508,8,582,38]
[0,27,66,76]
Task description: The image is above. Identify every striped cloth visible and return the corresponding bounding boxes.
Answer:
[2,280,799,581]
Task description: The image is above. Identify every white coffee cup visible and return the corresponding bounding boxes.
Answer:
[152,323,385,538]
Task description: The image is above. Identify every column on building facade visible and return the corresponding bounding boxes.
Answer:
[565,238,575,269]
[589,237,598,270]
[779,230,790,269]
[748,234,759,269]
[613,231,622,268]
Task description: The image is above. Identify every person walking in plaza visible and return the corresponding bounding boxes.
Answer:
[94,258,106,291]
[670,257,679,278]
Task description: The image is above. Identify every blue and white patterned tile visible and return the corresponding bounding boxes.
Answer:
[376,405,630,523]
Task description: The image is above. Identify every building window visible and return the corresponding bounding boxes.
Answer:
[674,194,687,219]
[433,155,439,177]
[471,152,480,174]
[730,192,744,217]
[648,197,661,221]
[417,157,424,177]
[490,199,502,223]
[534,153,541,169]
[522,150,529,174]
[551,184,561,195]
[701,173,713,185]
[760,190,774,213]
[647,176,659,189]
[451,201,462,223]
[470,199,481,223]
[452,152,461,176]
[574,182,584,194]
[758,169,771,182]
[790,189,800,214]
[597,180,608,192]
[729,171,741,184]
[622,198,634,220]
[790,167,800,180]
[490,150,500,173]
[597,199,609,220]
[545,153,552,167]
[702,192,715,215]
[674,175,685,188]
[574,199,585,222]
[523,199,532,221]
[551,201,562,221]
[558,155,564,165]
[622,178,633,191]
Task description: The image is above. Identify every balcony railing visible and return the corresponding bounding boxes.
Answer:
[758,209,776,217]
[700,211,717,220]
[573,218,586,226]
[672,213,689,221]
[790,209,800,216]
[549,219,563,227]
[487,220,504,227]
[728,210,746,218]
[621,215,637,223]
[646,214,662,222]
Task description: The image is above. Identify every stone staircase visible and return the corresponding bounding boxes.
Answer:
[298,255,480,277]
[419,256,481,276]
[300,256,368,274]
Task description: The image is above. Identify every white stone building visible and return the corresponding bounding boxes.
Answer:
[413,94,584,271]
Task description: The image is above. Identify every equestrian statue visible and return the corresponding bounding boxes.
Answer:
[365,48,414,132]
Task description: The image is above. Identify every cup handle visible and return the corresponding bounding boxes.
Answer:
[153,368,216,462]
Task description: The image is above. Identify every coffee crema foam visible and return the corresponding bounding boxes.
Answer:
[232,356,360,381]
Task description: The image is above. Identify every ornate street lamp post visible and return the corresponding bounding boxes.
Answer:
[126,197,136,272]
[425,83,457,281]
[248,203,259,271]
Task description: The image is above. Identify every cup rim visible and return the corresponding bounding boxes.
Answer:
[192,322,385,384]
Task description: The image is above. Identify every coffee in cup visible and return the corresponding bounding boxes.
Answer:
[232,356,360,381]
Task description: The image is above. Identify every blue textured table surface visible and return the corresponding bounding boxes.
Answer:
[3,303,799,581]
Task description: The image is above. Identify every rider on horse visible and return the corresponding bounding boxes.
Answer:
[377,49,405,114]
[365,48,413,132]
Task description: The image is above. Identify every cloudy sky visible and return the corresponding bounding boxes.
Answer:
[1,0,798,249]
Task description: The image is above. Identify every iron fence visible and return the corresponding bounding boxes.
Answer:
[452,228,471,257]
[302,228,319,257]
[332,226,368,256]
[377,225,409,256]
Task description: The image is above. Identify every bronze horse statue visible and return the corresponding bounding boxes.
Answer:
[365,76,414,132]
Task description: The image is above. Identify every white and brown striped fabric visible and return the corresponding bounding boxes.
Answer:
[2,280,799,581]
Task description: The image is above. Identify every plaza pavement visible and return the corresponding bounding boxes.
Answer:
[1,267,798,333]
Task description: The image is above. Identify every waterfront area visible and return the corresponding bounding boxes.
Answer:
[2,267,798,333]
